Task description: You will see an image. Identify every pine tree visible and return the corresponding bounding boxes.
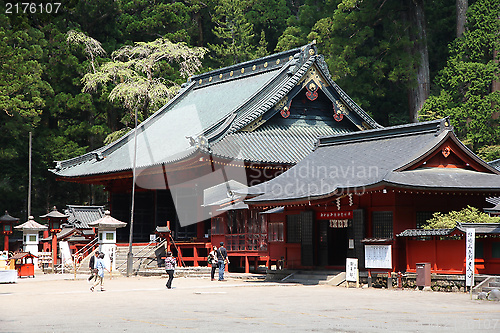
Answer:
[420,0,500,156]
[208,0,256,66]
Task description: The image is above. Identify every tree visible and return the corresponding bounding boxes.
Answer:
[456,0,468,37]
[66,30,107,74]
[208,0,258,67]
[76,36,207,142]
[275,0,333,51]
[309,0,420,125]
[245,0,290,52]
[406,0,430,123]
[115,0,202,44]
[0,22,51,155]
[420,0,500,153]
[424,206,500,229]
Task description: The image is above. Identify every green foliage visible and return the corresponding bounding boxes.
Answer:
[79,36,207,131]
[209,0,257,66]
[104,128,131,146]
[420,0,500,152]
[477,145,500,162]
[245,0,290,51]
[275,0,333,51]
[424,0,456,80]
[308,0,415,125]
[69,0,121,48]
[424,206,500,229]
[0,20,52,147]
[0,0,498,222]
[116,0,199,44]
[66,30,106,73]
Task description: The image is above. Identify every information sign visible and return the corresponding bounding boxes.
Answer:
[364,245,392,269]
[346,258,358,282]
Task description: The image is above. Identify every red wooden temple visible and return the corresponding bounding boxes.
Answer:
[50,43,381,273]
[50,43,500,276]
[242,119,500,274]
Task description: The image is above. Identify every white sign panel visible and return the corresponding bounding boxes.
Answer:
[59,241,72,266]
[346,258,358,282]
[465,228,475,287]
[364,245,392,269]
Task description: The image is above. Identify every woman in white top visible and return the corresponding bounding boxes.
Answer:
[208,246,218,281]
[164,251,176,289]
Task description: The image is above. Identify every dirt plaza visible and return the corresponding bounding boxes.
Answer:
[1,273,499,332]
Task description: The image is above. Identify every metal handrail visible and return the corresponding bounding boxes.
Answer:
[73,237,98,258]
[169,233,185,267]
[54,237,99,274]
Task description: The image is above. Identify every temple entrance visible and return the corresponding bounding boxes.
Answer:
[328,226,348,266]
[318,220,348,266]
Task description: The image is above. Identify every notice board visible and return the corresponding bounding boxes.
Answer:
[364,245,392,269]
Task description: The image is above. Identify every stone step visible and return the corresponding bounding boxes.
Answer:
[284,279,322,285]
[280,270,343,285]
[481,286,500,293]
[292,274,338,280]
[113,245,163,274]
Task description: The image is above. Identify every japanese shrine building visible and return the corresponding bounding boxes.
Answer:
[50,43,381,269]
[242,118,500,275]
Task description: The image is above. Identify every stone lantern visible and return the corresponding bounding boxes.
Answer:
[0,211,19,251]
[40,206,68,270]
[14,216,47,267]
[88,210,127,271]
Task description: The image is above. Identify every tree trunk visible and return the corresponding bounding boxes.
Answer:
[493,10,499,94]
[456,0,468,38]
[494,49,500,93]
[407,0,430,123]
[194,11,204,46]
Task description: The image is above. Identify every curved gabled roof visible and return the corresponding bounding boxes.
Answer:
[245,118,500,205]
[51,43,380,180]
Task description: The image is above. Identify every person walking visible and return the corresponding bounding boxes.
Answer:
[90,252,109,292]
[217,242,229,281]
[208,246,218,281]
[88,251,99,282]
[164,251,176,289]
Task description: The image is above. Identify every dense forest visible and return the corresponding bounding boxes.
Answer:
[0,0,499,220]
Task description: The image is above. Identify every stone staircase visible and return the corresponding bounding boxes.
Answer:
[115,243,162,275]
[473,276,500,294]
[269,270,345,285]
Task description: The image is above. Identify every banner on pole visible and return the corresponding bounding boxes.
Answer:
[465,228,475,287]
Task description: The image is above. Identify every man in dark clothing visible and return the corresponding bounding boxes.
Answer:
[88,251,99,282]
[217,242,229,281]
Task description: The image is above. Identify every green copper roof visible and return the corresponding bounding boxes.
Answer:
[51,43,380,179]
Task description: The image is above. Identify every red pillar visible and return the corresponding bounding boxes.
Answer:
[3,235,8,252]
[51,233,57,269]
[197,221,205,241]
[166,221,172,253]
[245,255,249,273]
[43,230,50,252]
[193,247,199,267]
